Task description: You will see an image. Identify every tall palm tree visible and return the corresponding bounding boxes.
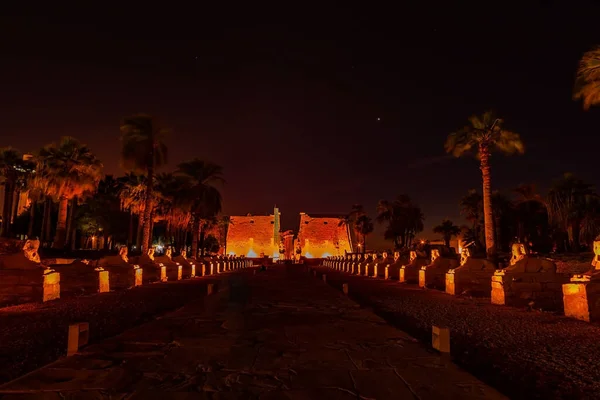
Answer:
[176,158,224,258]
[120,114,168,252]
[0,148,28,237]
[446,111,525,259]
[118,173,148,248]
[433,219,461,248]
[339,204,366,252]
[376,195,424,249]
[574,46,600,110]
[39,137,103,248]
[355,214,374,253]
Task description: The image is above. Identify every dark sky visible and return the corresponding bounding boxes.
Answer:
[1,3,600,248]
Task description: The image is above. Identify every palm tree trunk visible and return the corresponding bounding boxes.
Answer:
[136,214,143,249]
[44,198,53,244]
[28,200,35,238]
[191,218,200,258]
[1,181,15,237]
[71,225,77,251]
[11,187,20,234]
[479,149,496,259]
[65,198,75,249]
[127,209,133,246]
[41,198,48,242]
[54,196,69,248]
[141,160,154,252]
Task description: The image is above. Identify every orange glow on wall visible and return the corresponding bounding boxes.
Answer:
[296,213,352,258]
[226,214,279,258]
[177,264,182,280]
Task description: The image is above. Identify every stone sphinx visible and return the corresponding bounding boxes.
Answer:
[562,240,600,322]
[445,248,496,295]
[419,249,459,289]
[99,246,130,268]
[355,254,368,275]
[364,253,379,277]
[0,239,43,270]
[173,249,197,278]
[399,250,429,283]
[383,251,403,280]
[492,243,567,309]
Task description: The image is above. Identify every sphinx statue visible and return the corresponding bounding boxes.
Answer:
[445,248,496,295]
[0,239,44,270]
[364,253,378,277]
[23,239,41,264]
[399,250,429,283]
[173,249,197,277]
[419,248,459,289]
[492,242,566,308]
[562,240,600,322]
[99,246,130,268]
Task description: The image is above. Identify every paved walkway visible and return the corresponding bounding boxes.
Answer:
[0,265,505,399]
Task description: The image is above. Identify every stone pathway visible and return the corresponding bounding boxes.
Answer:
[0,264,505,399]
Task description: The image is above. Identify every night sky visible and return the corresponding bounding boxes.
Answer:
[2,3,600,248]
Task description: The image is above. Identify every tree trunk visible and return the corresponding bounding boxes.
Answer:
[44,198,53,244]
[136,213,144,249]
[28,200,35,238]
[191,217,200,259]
[11,187,20,235]
[444,235,450,248]
[571,220,581,253]
[127,209,134,246]
[41,199,47,242]
[479,148,496,260]
[1,180,15,237]
[53,196,69,248]
[65,198,75,249]
[71,225,77,251]
[141,128,155,251]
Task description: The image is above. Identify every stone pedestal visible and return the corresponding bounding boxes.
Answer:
[43,270,61,302]
[419,258,457,289]
[563,280,600,322]
[492,269,568,309]
[445,257,495,296]
[97,269,110,293]
[134,266,143,286]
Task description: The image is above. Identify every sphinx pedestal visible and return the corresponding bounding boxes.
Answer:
[400,264,421,283]
[562,280,600,322]
[491,270,567,309]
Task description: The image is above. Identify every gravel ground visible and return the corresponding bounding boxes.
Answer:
[314,266,600,399]
[0,277,221,385]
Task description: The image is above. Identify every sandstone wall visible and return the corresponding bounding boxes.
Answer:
[226,215,277,258]
[296,213,352,258]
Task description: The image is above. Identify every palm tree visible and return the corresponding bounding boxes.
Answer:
[39,137,103,248]
[433,219,461,248]
[355,215,374,253]
[176,158,224,258]
[120,114,168,252]
[118,173,148,248]
[376,195,424,249]
[547,173,597,252]
[446,111,525,259]
[0,148,29,237]
[574,46,600,110]
[339,204,366,252]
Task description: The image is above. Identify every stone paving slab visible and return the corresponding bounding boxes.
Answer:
[0,265,506,399]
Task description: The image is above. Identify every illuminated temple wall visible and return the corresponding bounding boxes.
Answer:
[296,213,352,258]
[226,214,279,258]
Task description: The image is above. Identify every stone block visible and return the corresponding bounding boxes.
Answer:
[67,322,90,356]
[97,270,110,293]
[43,270,60,302]
[432,326,450,353]
[563,281,600,322]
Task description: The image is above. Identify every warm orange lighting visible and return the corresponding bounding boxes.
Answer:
[159,264,167,282]
[191,264,196,277]
[133,266,143,286]
[177,264,182,280]
[95,268,109,293]
[43,269,60,302]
